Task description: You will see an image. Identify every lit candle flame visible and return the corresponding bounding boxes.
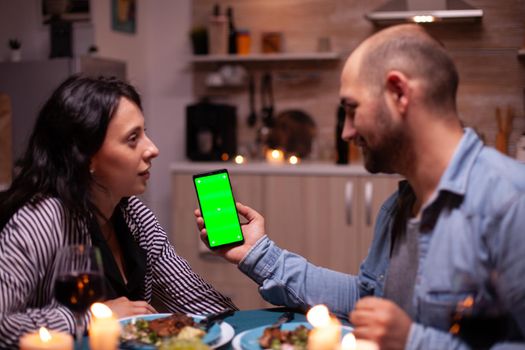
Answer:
[266,148,285,163]
[341,333,357,350]
[307,304,331,328]
[38,327,52,342]
[90,302,113,319]
[234,155,245,164]
[462,295,474,308]
[288,155,299,165]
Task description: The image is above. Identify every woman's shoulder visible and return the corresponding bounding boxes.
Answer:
[121,196,164,238]
[1,197,70,250]
[123,196,156,219]
[10,196,67,225]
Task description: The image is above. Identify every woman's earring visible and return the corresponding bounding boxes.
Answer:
[89,169,95,175]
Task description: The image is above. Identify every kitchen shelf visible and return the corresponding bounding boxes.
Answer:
[191,52,340,63]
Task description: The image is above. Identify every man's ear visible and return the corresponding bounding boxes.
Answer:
[385,71,409,115]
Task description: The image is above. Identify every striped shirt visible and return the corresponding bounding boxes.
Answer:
[0,196,236,348]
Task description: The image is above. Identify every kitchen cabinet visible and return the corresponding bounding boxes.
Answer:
[261,174,399,274]
[171,163,400,309]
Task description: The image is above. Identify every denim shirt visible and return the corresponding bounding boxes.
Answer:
[239,128,525,349]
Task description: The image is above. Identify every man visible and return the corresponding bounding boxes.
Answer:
[196,24,525,349]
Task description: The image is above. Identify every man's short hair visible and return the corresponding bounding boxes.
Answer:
[359,28,459,112]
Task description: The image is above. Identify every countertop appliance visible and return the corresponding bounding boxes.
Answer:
[186,101,237,161]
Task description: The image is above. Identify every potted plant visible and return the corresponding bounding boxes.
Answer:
[8,39,21,62]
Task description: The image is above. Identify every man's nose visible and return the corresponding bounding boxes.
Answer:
[341,118,357,142]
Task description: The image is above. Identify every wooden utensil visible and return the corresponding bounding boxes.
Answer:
[495,106,514,155]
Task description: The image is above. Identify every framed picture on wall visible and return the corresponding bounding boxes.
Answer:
[111,0,136,34]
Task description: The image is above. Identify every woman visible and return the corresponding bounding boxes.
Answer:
[0,75,236,348]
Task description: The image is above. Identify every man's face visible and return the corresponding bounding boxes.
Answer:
[339,55,405,174]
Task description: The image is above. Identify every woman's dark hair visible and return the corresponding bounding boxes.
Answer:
[0,75,142,230]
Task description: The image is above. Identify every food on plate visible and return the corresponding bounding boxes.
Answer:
[159,338,211,350]
[149,314,199,337]
[258,325,310,350]
[120,313,208,347]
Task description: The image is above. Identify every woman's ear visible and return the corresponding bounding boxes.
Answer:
[89,159,97,175]
[385,71,409,116]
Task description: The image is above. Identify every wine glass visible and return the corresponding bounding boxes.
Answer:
[448,271,521,348]
[54,245,105,348]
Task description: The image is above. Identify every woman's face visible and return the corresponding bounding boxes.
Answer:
[90,97,159,199]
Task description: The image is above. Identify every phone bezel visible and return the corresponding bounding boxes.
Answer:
[193,169,245,250]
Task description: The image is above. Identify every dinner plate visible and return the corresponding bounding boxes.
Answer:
[232,322,353,350]
[119,313,234,349]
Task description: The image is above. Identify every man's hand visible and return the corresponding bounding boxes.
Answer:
[194,202,266,264]
[103,296,157,318]
[350,297,412,350]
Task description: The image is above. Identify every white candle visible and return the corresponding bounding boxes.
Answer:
[88,303,121,350]
[308,319,342,350]
[307,305,341,350]
[19,327,73,350]
[341,333,379,350]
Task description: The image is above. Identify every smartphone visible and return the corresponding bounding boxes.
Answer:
[193,169,244,249]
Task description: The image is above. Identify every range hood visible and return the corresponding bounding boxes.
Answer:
[365,0,483,25]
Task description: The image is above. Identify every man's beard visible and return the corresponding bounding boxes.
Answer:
[361,104,407,174]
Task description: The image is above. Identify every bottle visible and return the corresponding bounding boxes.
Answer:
[226,6,237,54]
[236,29,251,55]
[208,4,228,55]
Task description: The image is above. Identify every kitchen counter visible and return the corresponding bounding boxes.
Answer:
[171,161,379,176]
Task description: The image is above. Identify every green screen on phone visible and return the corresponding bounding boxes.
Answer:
[193,170,244,249]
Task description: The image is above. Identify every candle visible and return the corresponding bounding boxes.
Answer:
[234,155,245,164]
[19,327,73,350]
[341,333,379,350]
[307,305,331,328]
[265,148,285,164]
[88,303,121,350]
[307,305,341,350]
[288,155,300,165]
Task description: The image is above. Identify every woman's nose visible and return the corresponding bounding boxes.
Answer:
[145,137,159,159]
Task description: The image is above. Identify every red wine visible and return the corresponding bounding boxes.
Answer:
[54,272,104,313]
[450,313,523,349]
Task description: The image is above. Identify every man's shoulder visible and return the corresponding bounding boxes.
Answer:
[465,147,525,211]
[479,147,525,187]
[473,147,525,190]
